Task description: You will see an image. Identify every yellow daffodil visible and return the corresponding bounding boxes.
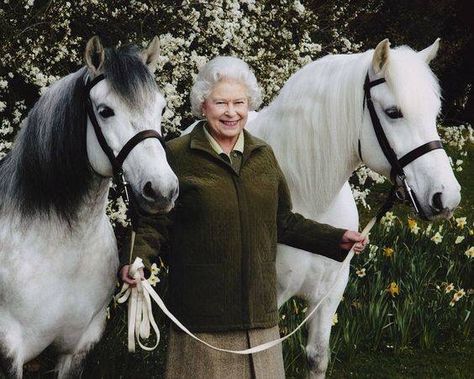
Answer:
[469,229,474,236]
[455,217,467,229]
[465,246,474,258]
[407,217,420,234]
[150,263,159,275]
[383,247,394,258]
[455,236,465,244]
[430,232,443,244]
[449,300,456,307]
[445,283,454,293]
[332,313,338,326]
[355,268,366,278]
[387,282,400,297]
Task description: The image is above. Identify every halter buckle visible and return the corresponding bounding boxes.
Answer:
[395,175,420,214]
[117,171,130,205]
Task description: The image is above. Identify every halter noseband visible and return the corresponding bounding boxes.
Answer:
[363,73,443,219]
[85,73,166,178]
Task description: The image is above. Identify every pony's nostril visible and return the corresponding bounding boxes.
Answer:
[432,192,443,211]
[143,181,157,201]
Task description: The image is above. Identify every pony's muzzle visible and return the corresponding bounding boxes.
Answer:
[140,180,179,213]
[428,189,460,219]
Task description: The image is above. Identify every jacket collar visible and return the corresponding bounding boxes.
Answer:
[189,122,266,163]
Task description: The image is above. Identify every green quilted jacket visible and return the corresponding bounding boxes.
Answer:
[121,124,347,332]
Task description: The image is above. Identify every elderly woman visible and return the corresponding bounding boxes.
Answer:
[120,57,366,378]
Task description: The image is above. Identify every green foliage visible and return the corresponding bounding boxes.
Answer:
[282,210,473,377]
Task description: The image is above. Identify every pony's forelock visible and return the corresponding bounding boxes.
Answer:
[100,45,159,110]
[385,46,441,118]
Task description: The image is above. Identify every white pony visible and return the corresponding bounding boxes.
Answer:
[247,39,461,378]
[0,37,178,378]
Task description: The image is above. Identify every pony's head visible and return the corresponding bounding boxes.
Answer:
[3,37,178,223]
[84,36,178,214]
[359,39,461,220]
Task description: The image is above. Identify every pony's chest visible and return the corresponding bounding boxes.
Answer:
[1,218,118,312]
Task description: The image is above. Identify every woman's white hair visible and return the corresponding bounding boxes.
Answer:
[190,56,262,117]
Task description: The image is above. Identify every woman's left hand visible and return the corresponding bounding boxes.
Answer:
[340,230,368,254]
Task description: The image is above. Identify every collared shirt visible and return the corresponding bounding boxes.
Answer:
[203,124,244,174]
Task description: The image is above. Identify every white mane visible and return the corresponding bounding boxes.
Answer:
[249,46,441,214]
[249,51,372,213]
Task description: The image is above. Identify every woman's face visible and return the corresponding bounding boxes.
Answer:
[202,79,249,147]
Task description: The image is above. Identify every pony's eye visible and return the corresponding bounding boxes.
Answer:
[385,107,403,119]
[99,107,115,119]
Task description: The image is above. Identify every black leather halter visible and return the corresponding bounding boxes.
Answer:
[84,74,165,178]
[85,74,167,228]
[363,73,443,219]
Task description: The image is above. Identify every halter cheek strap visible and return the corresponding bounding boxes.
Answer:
[85,74,166,177]
[362,73,444,219]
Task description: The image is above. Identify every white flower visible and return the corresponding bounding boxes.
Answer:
[465,246,474,258]
[355,268,366,278]
[445,283,454,293]
[293,0,305,15]
[455,217,467,229]
[148,274,159,287]
[430,232,443,244]
[150,263,159,275]
[455,236,465,244]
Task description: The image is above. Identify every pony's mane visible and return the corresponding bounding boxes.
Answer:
[251,52,371,213]
[250,45,440,215]
[0,45,156,223]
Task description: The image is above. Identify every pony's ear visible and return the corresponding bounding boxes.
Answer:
[418,38,440,64]
[84,36,105,75]
[372,39,391,74]
[141,36,160,74]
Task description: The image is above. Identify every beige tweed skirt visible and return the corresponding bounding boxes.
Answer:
[164,326,285,379]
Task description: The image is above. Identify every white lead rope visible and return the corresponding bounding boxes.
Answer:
[116,217,376,354]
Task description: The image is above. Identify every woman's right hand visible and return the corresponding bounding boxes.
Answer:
[119,265,145,287]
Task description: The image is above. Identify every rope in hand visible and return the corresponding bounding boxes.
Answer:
[115,253,161,352]
[115,200,391,354]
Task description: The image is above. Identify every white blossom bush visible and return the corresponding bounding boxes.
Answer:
[1,0,369,225]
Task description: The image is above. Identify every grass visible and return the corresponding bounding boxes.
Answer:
[328,338,474,379]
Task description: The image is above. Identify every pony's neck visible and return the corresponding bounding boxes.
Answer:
[250,53,371,214]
